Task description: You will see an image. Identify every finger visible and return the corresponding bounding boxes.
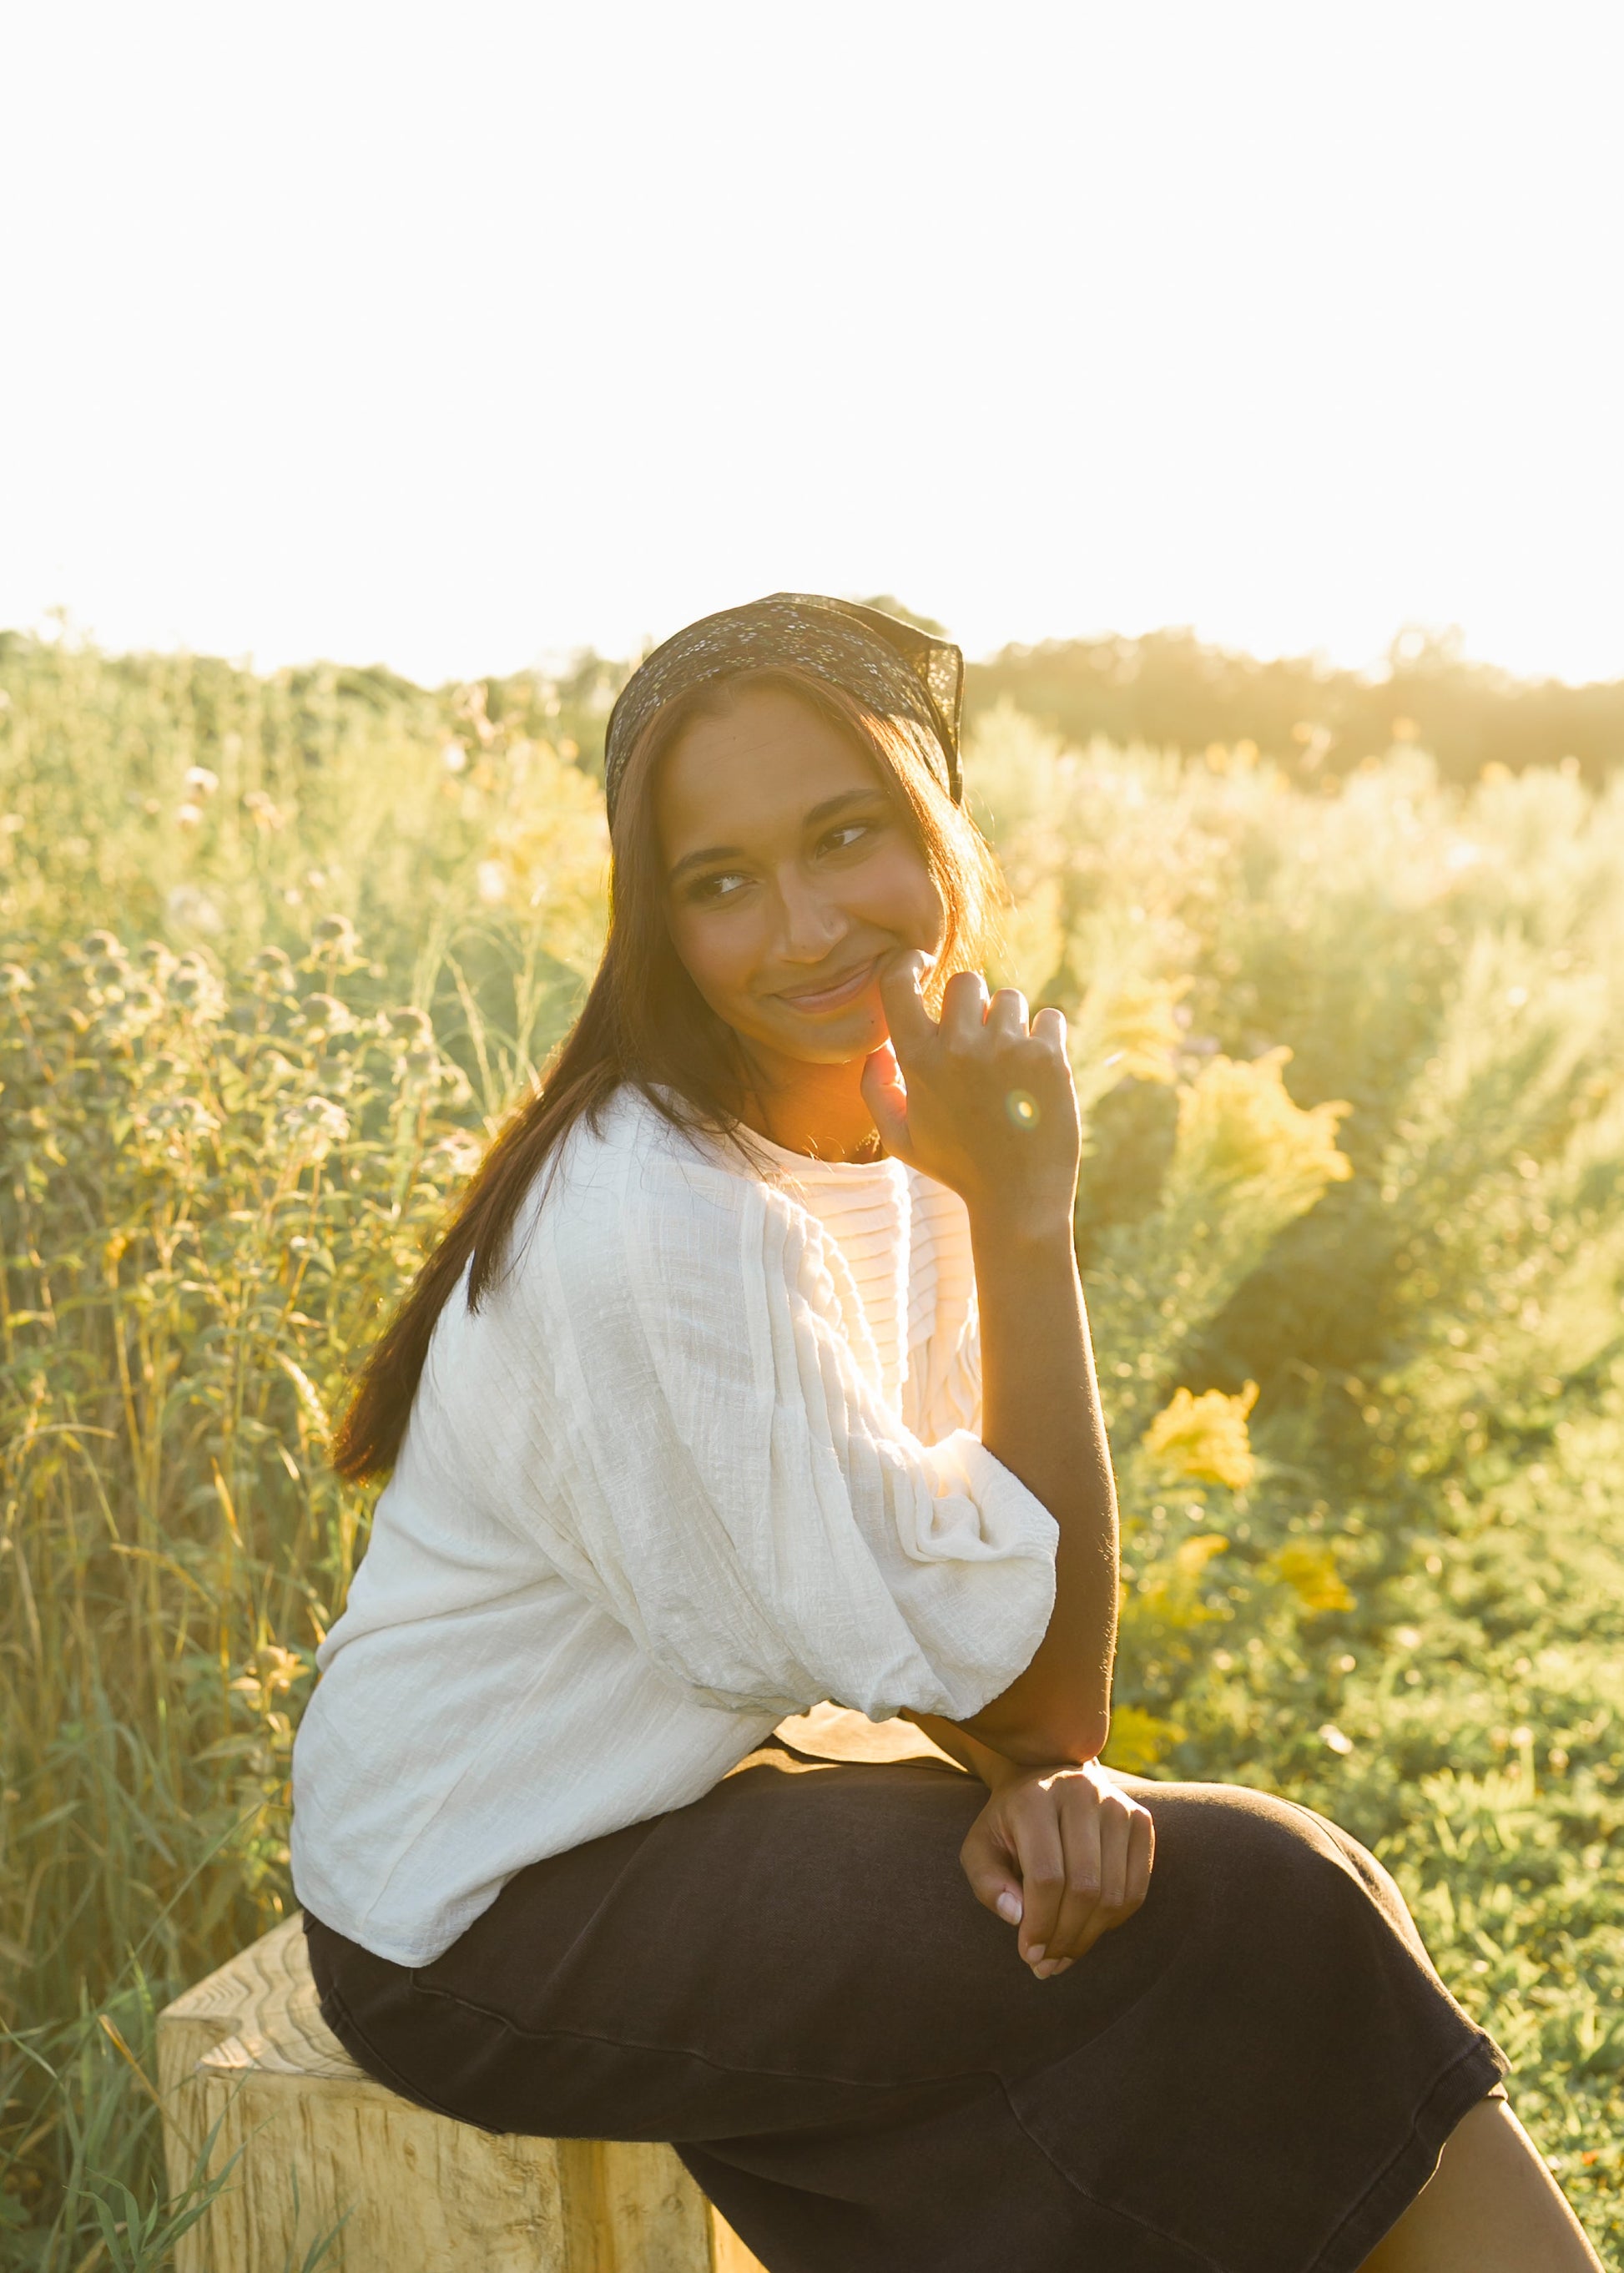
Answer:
[1069,1807,1155,1962]
[986,987,1030,1043]
[1045,1790,1103,1961]
[1008,1811,1066,1972]
[860,1042,910,1158]
[1031,1004,1069,1052]
[939,968,991,1047]
[1095,1804,1129,1917]
[875,950,936,1061]
[959,1822,1025,1929]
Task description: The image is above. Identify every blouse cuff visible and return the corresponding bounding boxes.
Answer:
[883,1430,1059,1722]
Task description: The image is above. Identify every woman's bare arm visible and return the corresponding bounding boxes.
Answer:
[863,952,1117,1768]
[962,1212,1117,1764]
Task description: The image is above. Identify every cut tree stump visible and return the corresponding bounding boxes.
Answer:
[157,1915,766,2273]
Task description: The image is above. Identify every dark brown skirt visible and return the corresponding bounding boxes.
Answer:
[304,1743,1506,2273]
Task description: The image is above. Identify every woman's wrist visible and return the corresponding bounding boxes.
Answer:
[905,1712,1032,1792]
[966,1201,1077,1259]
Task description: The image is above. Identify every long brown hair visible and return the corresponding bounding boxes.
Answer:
[330,668,1004,1481]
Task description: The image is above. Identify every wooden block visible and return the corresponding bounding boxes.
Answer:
[158,1916,766,2273]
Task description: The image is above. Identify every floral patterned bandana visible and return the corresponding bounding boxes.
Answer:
[602,592,964,828]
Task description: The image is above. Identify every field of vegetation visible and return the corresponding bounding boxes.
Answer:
[3,629,1622,2265]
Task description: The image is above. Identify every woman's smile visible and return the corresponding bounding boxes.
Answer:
[773,954,881,1015]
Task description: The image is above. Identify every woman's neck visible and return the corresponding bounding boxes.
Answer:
[734,1049,883,1163]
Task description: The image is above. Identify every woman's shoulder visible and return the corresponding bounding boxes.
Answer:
[522,1085,774,1255]
[523,1086,831,1305]
[552,1085,746,1203]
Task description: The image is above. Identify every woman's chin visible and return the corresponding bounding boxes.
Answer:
[759,1003,886,1068]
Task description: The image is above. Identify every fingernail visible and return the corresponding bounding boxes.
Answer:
[1031,1958,1061,1980]
[1025,1943,1046,1962]
[1051,1958,1073,1976]
[996,1891,1023,1926]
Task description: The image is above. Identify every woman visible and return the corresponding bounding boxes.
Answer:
[291,595,1599,2272]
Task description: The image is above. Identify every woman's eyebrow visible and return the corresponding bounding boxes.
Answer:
[666,790,884,884]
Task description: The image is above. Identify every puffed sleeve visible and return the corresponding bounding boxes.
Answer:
[516,1142,1057,1724]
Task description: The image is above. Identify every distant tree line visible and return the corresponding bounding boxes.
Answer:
[7,619,1621,789]
[962,626,1624,785]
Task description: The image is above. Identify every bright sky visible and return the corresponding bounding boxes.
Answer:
[4,3,1622,686]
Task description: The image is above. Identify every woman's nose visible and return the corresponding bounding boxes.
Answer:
[774,872,848,963]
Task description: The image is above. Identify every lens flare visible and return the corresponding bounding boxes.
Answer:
[1006,1089,1040,1131]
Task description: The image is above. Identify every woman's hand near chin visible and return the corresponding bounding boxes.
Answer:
[859,950,1081,1241]
[959,1761,1155,1978]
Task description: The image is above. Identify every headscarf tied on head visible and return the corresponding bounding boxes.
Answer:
[602,592,965,829]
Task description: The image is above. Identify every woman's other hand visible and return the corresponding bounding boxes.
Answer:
[960,1762,1154,1978]
[860,950,1081,1240]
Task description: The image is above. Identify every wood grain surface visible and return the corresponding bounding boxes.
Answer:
[158,1914,766,2272]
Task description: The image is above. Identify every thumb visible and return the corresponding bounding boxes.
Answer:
[860,1041,911,1160]
[961,1820,1025,1928]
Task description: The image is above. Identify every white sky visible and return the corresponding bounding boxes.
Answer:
[3,2,1622,686]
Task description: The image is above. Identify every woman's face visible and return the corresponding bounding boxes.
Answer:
[657,684,945,1069]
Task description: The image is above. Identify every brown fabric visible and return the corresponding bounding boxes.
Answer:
[305,1746,1506,2273]
[601,593,965,825]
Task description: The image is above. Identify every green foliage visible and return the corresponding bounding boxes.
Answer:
[4,638,1624,2258]
[966,623,1624,787]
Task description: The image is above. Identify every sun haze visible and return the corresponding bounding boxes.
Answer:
[3,1,1621,683]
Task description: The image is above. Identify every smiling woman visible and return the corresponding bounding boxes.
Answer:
[295,596,1599,2273]
[653,680,979,1157]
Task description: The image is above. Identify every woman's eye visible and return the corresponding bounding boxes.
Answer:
[688,870,750,905]
[819,821,877,856]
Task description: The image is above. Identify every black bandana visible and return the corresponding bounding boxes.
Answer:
[602,592,964,827]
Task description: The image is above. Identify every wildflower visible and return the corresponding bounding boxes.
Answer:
[477,859,509,905]
[167,955,226,1020]
[0,962,33,995]
[93,982,164,1045]
[279,1096,351,1159]
[165,884,221,933]
[442,742,469,774]
[1264,1542,1354,1615]
[386,1005,434,1043]
[310,913,359,957]
[300,992,354,1039]
[174,802,205,828]
[1319,1724,1354,1756]
[229,1643,309,1707]
[1173,1050,1351,1203]
[184,765,219,798]
[427,1131,483,1180]
[1144,1383,1259,1491]
[248,945,296,993]
[139,1096,221,1145]
[243,789,286,831]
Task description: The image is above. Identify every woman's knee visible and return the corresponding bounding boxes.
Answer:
[1134,1777,1412,1936]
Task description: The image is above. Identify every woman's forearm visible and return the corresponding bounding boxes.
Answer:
[905,1711,1024,1788]
[956,1212,1118,1766]
[860,955,1117,1768]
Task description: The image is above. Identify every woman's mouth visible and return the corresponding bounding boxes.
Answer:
[774,957,880,1015]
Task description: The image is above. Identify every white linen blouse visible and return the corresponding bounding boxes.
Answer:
[290,1086,1057,1964]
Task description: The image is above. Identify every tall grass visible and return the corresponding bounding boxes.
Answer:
[3,639,1623,2261]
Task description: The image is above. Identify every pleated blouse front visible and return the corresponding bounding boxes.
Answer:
[290,1087,1057,1966]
